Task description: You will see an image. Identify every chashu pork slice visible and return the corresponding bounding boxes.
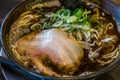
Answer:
[15,29,84,76]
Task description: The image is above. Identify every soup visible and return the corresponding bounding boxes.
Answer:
[9,0,120,77]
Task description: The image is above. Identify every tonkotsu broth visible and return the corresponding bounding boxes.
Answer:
[9,0,120,77]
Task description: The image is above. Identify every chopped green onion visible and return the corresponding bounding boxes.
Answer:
[73,8,84,18]
[78,14,87,22]
[41,7,92,33]
[43,22,52,28]
[81,21,91,31]
[52,20,63,27]
[53,13,60,21]
[67,25,74,34]
[45,12,54,18]
[79,11,89,22]
[56,8,71,19]
[66,16,78,23]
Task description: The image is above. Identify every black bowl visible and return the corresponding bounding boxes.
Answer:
[1,0,120,80]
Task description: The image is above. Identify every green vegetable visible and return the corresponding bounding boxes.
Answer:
[53,8,71,21]
[73,8,84,18]
[42,7,92,33]
[81,21,91,31]
[57,8,70,19]
[78,14,87,22]
[43,22,52,28]
[66,16,78,23]
[67,25,74,34]
[52,20,63,27]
